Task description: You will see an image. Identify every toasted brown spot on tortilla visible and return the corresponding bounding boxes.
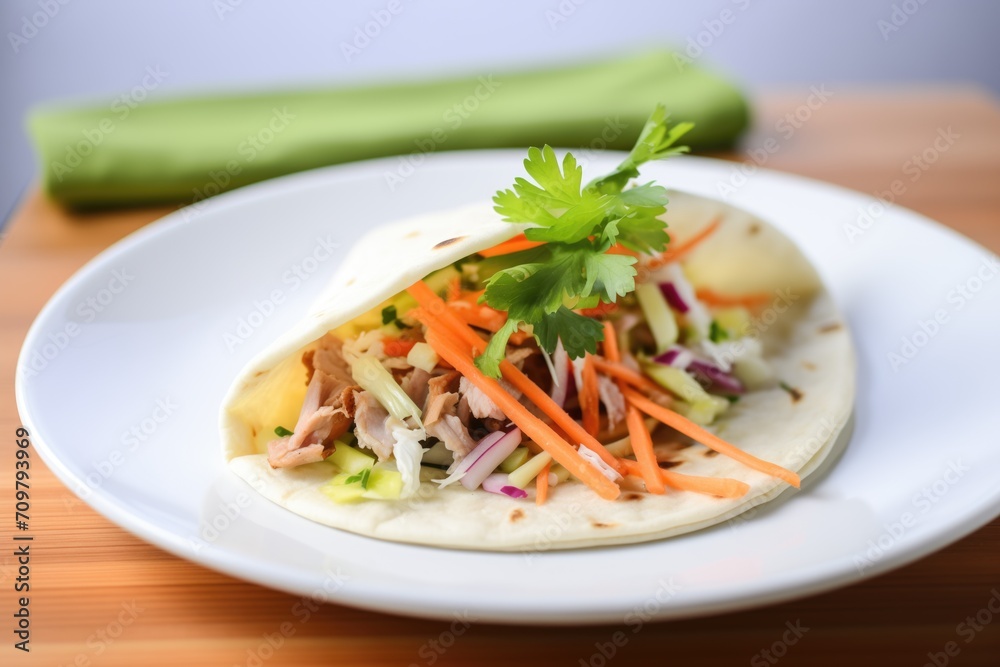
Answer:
[704,449,719,458]
[434,236,466,249]
[254,371,266,377]
[819,322,842,333]
[623,493,644,501]
[509,509,525,522]
[657,460,682,469]
[302,350,316,384]
[405,230,421,238]
[251,427,257,437]
[748,223,761,235]
[802,361,817,370]
[779,382,804,403]
[591,520,617,529]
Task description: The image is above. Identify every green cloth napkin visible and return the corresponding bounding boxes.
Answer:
[29,51,749,210]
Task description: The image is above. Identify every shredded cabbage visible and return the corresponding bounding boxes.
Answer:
[389,422,425,498]
[578,445,623,482]
[351,354,422,424]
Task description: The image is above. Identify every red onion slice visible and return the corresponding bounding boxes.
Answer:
[455,428,523,491]
[481,473,529,499]
[659,282,689,313]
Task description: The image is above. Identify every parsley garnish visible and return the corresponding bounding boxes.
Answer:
[344,468,371,489]
[475,105,693,377]
[274,425,294,437]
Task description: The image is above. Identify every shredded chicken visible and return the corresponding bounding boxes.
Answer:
[267,335,358,469]
[401,368,432,408]
[353,390,396,461]
[424,372,477,460]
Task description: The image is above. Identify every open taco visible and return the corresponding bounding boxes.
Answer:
[220,110,854,551]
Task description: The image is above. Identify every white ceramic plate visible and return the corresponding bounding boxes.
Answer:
[16,152,1000,624]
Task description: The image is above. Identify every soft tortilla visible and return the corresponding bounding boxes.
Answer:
[220,192,855,551]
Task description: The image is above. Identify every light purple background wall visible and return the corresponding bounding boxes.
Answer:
[1,0,997,224]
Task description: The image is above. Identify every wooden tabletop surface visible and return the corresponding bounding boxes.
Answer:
[2,89,1000,666]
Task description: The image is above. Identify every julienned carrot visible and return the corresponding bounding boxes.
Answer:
[695,288,771,308]
[602,321,622,363]
[606,244,640,258]
[446,276,462,302]
[622,389,801,488]
[382,338,417,357]
[647,218,721,269]
[580,355,600,438]
[601,321,664,494]
[477,234,546,258]
[590,357,664,395]
[447,301,507,332]
[536,461,551,506]
[421,328,620,500]
[625,405,665,494]
[618,459,749,499]
[406,281,625,474]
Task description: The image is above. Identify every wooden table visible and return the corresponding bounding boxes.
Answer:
[3,90,999,666]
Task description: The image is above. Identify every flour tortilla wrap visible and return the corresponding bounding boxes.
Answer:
[220,191,855,551]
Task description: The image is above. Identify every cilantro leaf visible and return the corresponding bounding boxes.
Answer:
[533,307,606,359]
[274,425,294,437]
[709,320,730,342]
[475,105,694,377]
[381,305,397,325]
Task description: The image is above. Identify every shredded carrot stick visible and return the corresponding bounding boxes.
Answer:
[446,275,462,302]
[382,338,417,357]
[508,330,532,345]
[447,301,507,332]
[695,288,772,308]
[647,218,721,269]
[618,459,749,499]
[606,244,640,258]
[602,320,622,363]
[625,405,665,494]
[579,301,619,318]
[420,327,620,500]
[536,461,551,506]
[621,389,801,488]
[407,282,626,474]
[601,320,663,494]
[590,357,664,395]
[477,234,546,258]
[580,355,600,438]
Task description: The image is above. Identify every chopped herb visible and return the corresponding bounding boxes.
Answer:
[380,304,408,329]
[274,425,294,437]
[725,395,740,404]
[709,320,730,343]
[779,382,803,403]
[344,468,371,489]
[476,105,693,377]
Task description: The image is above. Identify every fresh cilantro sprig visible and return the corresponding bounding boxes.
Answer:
[475,105,693,377]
